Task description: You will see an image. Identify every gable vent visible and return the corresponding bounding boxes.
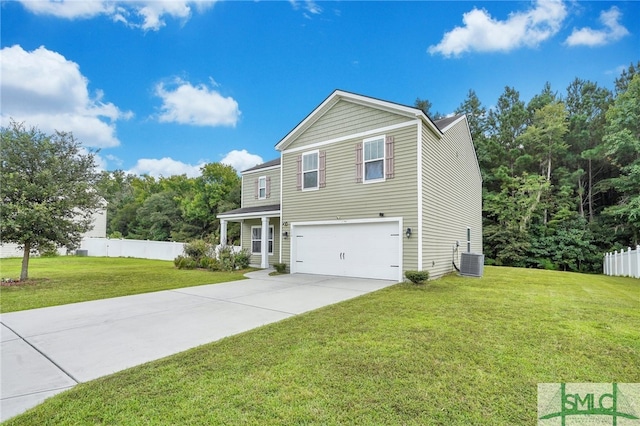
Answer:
[460,252,484,277]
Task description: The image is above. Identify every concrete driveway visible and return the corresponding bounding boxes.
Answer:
[0,271,396,422]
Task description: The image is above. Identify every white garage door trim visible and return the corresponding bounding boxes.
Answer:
[290,217,403,281]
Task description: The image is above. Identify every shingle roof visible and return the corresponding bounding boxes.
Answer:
[433,114,464,131]
[242,158,281,173]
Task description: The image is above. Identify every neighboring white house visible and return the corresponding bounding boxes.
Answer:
[218,90,483,281]
[0,204,107,258]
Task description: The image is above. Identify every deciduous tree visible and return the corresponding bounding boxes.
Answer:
[0,121,101,280]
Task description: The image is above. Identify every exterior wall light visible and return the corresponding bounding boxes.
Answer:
[406,227,412,238]
[282,231,289,239]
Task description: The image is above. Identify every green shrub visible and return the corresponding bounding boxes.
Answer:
[205,257,220,271]
[183,240,211,261]
[405,270,429,284]
[174,255,197,270]
[217,246,235,271]
[234,250,251,269]
[176,243,248,272]
[273,263,287,273]
[39,242,60,257]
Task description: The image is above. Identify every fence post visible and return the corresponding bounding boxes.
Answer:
[608,252,613,276]
[636,245,640,279]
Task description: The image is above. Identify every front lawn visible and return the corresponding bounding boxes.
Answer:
[0,257,248,313]
[5,267,639,425]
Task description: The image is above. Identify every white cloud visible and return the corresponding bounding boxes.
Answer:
[127,150,264,177]
[128,157,205,178]
[154,79,240,127]
[565,7,629,47]
[289,0,322,17]
[428,0,567,57]
[0,45,131,148]
[220,150,264,173]
[18,0,216,31]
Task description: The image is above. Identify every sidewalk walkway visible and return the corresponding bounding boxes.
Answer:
[0,272,395,422]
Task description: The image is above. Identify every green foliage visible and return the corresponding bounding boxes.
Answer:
[174,256,197,270]
[0,121,101,280]
[183,239,211,261]
[404,270,429,284]
[177,242,248,272]
[95,162,241,244]
[217,246,235,271]
[601,74,640,243]
[38,242,60,258]
[233,250,251,270]
[273,262,287,273]
[217,246,251,271]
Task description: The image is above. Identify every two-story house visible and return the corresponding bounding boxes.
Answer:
[218,90,482,281]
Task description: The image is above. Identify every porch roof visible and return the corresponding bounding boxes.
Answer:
[217,204,281,220]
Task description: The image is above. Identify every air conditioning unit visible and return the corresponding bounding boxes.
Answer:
[460,252,484,277]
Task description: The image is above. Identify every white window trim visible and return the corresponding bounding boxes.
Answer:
[363,135,385,184]
[302,150,319,191]
[258,176,267,200]
[251,225,274,255]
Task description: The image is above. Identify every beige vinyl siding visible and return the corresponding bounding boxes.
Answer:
[241,218,280,267]
[422,117,483,279]
[241,167,281,209]
[287,100,410,151]
[281,123,420,273]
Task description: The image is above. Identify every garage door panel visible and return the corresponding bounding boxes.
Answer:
[292,221,400,280]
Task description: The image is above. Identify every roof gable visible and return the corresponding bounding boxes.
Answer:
[275,90,442,152]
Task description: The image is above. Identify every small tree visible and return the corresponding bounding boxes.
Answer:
[0,121,101,280]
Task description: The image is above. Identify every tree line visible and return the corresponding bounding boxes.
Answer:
[448,62,639,273]
[95,164,241,244]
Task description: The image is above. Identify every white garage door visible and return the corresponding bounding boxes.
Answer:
[292,221,401,280]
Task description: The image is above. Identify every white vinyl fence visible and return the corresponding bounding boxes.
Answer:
[79,238,186,261]
[603,245,640,279]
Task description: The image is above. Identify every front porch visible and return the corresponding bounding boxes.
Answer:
[217,204,281,269]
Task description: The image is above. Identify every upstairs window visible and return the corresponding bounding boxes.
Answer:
[258,176,266,199]
[356,135,394,183]
[364,137,384,182]
[296,151,326,191]
[302,151,318,190]
[254,176,270,199]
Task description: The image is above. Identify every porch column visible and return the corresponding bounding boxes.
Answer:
[261,216,269,268]
[220,219,228,247]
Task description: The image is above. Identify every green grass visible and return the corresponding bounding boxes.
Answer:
[5,266,638,425]
[0,257,248,313]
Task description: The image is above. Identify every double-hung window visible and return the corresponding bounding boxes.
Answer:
[251,226,274,255]
[302,151,318,190]
[258,176,266,199]
[364,137,385,182]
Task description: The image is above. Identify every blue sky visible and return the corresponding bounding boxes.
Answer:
[1,0,638,177]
